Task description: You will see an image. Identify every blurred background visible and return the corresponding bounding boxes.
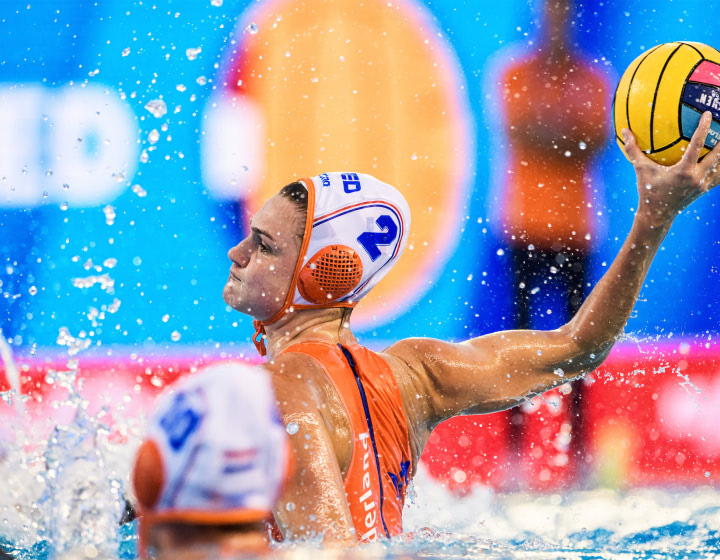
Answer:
[1,0,720,494]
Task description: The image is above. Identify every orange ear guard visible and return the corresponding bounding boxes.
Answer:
[133,439,165,558]
[297,245,363,304]
[133,439,165,511]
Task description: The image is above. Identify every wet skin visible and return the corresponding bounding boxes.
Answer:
[225,113,720,544]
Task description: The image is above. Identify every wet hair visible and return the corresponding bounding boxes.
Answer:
[278,181,309,238]
[278,182,309,214]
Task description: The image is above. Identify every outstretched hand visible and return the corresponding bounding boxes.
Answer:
[623,111,720,229]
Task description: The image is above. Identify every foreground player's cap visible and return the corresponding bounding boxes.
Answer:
[132,362,288,549]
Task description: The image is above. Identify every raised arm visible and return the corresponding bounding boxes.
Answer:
[388,112,720,430]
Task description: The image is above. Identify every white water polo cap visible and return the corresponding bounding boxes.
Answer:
[253,172,411,355]
[132,363,289,552]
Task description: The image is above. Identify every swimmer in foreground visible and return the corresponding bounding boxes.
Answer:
[131,363,289,559]
[223,113,720,544]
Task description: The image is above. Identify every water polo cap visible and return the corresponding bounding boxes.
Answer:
[253,172,411,356]
[132,363,289,555]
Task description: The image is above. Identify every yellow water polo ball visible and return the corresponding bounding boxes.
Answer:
[613,41,720,165]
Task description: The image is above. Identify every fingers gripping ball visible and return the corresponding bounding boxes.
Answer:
[298,245,363,304]
[613,41,720,165]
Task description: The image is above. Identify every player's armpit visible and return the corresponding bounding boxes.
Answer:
[386,327,612,428]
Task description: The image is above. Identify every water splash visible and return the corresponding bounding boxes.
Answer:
[0,363,129,558]
[71,275,115,295]
[185,47,202,61]
[40,375,124,557]
[55,328,91,357]
[143,99,167,118]
[0,329,24,420]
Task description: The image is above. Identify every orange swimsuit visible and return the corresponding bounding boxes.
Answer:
[281,341,412,541]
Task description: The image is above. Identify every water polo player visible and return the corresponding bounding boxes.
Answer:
[222,114,720,543]
[132,363,289,558]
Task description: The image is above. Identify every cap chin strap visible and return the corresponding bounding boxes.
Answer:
[252,320,268,357]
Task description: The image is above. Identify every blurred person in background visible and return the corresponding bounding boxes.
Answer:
[131,362,289,559]
[496,0,611,483]
[224,128,720,544]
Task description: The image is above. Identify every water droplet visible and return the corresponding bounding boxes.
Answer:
[246,22,259,34]
[553,368,565,377]
[60,201,69,211]
[144,99,167,118]
[103,205,116,226]
[121,47,131,57]
[496,249,505,256]
[705,471,711,477]
[132,257,142,267]
[131,184,147,197]
[286,422,299,435]
[186,47,202,60]
[140,150,149,163]
[411,153,418,160]
[536,350,542,355]
[28,286,37,296]
[236,79,243,87]
[196,75,207,85]
[170,331,181,342]
[148,129,160,145]
[579,141,587,150]
[285,501,295,511]
[62,183,70,190]
[211,0,223,6]
[564,150,572,157]
[103,258,117,269]
[176,84,187,92]
[162,314,170,323]
[284,50,291,58]
[42,191,49,198]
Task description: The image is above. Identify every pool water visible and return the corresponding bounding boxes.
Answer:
[0,355,718,559]
[403,471,720,559]
[2,465,719,559]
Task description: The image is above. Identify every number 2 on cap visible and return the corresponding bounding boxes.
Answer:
[357,215,398,262]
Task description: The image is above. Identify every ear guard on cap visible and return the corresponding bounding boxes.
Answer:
[297,245,364,304]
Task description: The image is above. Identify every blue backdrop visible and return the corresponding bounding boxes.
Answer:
[1,0,718,357]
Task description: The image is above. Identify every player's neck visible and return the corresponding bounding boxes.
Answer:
[263,307,357,358]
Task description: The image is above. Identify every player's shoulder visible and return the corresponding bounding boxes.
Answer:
[383,337,459,372]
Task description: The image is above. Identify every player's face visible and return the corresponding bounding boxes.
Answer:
[223,195,304,320]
